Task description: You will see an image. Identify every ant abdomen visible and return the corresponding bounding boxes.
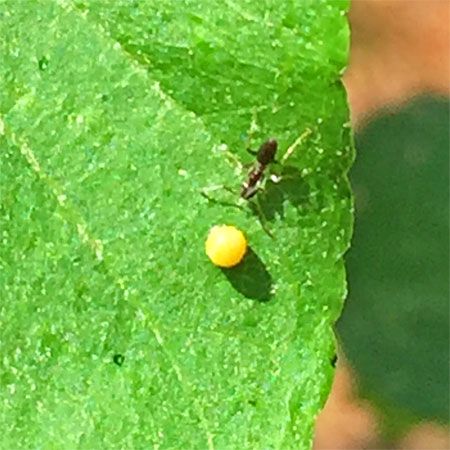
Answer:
[256,138,278,165]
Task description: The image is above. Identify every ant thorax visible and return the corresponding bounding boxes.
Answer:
[241,162,266,199]
[240,138,277,200]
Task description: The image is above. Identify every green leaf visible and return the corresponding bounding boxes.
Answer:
[338,96,449,428]
[0,1,351,448]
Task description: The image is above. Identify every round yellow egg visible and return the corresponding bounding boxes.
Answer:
[205,225,247,268]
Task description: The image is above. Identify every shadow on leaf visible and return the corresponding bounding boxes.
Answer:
[248,165,310,222]
[222,247,273,302]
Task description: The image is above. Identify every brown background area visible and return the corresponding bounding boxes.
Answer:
[314,1,449,449]
[344,0,449,127]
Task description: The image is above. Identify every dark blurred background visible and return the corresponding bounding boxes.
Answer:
[314,1,449,449]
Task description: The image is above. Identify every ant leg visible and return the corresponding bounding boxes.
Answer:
[201,142,246,206]
[213,141,245,172]
[222,185,241,196]
[200,184,227,202]
[223,151,244,172]
[201,185,244,210]
[280,128,312,164]
[267,128,313,184]
[242,106,261,156]
[201,184,241,199]
[246,148,258,157]
[245,185,274,238]
[200,184,226,197]
[252,196,275,238]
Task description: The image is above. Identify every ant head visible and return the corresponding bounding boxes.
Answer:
[257,138,278,165]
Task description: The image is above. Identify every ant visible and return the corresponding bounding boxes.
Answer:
[241,138,278,200]
[201,129,311,236]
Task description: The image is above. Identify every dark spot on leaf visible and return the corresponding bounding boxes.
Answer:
[72,255,82,265]
[248,399,257,407]
[113,354,125,366]
[94,261,107,274]
[330,354,338,367]
[221,247,273,302]
[75,282,88,299]
[38,56,49,71]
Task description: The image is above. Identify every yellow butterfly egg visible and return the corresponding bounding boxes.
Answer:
[205,225,247,268]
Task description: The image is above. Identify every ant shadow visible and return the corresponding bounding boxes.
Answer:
[221,247,273,302]
[249,165,310,223]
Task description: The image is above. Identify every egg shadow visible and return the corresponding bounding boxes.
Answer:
[221,247,273,302]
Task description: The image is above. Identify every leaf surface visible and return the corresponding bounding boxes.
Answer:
[0,1,351,448]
